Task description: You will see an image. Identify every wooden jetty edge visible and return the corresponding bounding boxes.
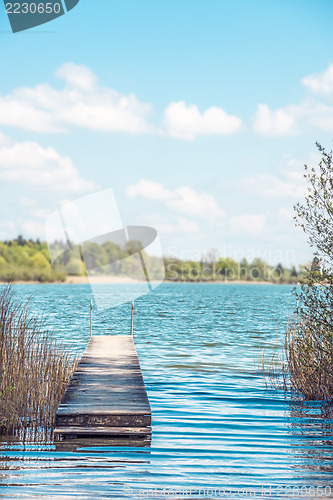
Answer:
[54,335,151,440]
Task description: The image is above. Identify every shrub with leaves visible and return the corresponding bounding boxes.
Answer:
[266,143,333,401]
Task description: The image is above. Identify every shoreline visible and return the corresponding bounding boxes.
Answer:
[0,277,298,285]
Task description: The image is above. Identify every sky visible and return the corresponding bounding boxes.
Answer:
[1,0,333,266]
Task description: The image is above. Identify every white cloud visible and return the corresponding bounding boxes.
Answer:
[0,64,243,139]
[167,186,221,218]
[276,207,294,221]
[22,220,46,237]
[20,197,37,208]
[230,214,267,235]
[237,152,320,199]
[304,101,333,132]
[163,101,242,140]
[4,61,333,140]
[252,100,333,136]
[0,138,97,192]
[0,131,11,146]
[146,215,200,234]
[0,63,153,134]
[302,63,333,96]
[0,87,63,133]
[55,62,97,91]
[237,171,306,199]
[127,179,223,218]
[126,179,171,201]
[252,103,296,136]
[0,221,17,240]
[252,64,333,136]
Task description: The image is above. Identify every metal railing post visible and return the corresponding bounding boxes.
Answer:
[90,300,93,339]
[131,300,134,336]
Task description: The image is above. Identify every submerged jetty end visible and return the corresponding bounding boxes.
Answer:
[54,335,151,440]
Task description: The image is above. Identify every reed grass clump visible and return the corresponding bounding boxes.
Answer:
[264,309,333,401]
[0,284,79,436]
[263,265,333,401]
[286,313,333,400]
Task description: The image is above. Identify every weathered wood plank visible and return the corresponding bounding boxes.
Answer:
[54,335,151,439]
[54,426,151,436]
[55,436,151,452]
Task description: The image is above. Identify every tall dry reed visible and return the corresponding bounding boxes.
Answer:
[263,313,333,401]
[0,284,79,436]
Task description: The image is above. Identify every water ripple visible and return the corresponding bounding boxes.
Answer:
[1,284,333,499]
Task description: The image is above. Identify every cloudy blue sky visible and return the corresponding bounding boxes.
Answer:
[1,0,333,265]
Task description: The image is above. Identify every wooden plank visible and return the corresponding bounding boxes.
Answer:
[55,335,151,439]
[54,426,151,436]
[54,436,151,451]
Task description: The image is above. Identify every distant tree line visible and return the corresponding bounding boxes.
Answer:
[0,236,307,283]
[164,255,302,283]
[0,237,64,282]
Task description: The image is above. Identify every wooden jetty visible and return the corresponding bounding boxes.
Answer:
[54,335,151,440]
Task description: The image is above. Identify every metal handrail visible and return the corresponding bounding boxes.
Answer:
[131,301,134,336]
[90,300,93,339]
[89,299,134,338]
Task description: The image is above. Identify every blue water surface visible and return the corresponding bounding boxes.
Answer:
[1,283,333,499]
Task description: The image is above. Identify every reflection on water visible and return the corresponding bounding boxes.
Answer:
[287,401,333,477]
[1,284,333,499]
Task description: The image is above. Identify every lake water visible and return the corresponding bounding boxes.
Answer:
[1,283,333,499]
